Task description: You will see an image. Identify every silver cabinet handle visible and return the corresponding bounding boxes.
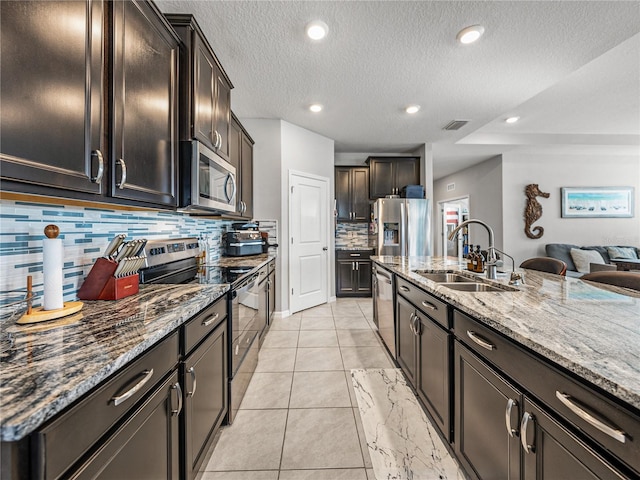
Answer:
[187,366,197,397]
[520,412,535,454]
[202,312,220,327]
[555,391,626,443]
[112,369,154,406]
[116,158,127,189]
[350,253,361,257]
[170,382,183,416]
[409,312,416,334]
[412,315,421,336]
[91,149,104,183]
[356,262,359,271]
[466,330,495,351]
[421,300,437,311]
[385,279,392,284]
[399,285,410,292]
[505,398,518,437]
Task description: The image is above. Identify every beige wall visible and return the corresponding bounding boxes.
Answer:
[433,156,504,253]
[501,153,640,265]
[241,119,335,315]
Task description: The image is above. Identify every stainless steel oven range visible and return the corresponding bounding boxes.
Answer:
[139,237,260,423]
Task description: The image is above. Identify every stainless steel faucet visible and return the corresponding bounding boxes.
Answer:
[448,219,498,279]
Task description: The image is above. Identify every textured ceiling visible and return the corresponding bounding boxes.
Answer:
[156,0,640,178]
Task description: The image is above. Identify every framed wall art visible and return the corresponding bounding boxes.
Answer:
[561,187,634,218]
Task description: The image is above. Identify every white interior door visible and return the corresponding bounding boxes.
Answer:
[289,171,329,314]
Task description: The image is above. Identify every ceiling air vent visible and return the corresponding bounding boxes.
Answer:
[443,120,469,131]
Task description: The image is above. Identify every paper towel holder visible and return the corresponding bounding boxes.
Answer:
[16,225,84,324]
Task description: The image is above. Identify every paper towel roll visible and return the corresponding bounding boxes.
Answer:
[43,238,64,310]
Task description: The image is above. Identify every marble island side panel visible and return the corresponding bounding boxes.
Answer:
[0,283,229,442]
[372,256,640,410]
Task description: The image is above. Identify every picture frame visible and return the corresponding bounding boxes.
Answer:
[561,187,634,218]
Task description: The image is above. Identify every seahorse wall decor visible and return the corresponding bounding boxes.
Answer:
[524,184,550,239]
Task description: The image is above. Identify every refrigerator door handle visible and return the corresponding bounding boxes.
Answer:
[400,201,406,256]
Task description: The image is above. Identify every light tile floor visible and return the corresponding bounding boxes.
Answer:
[199,297,389,480]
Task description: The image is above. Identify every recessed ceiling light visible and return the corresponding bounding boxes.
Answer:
[405,105,421,114]
[306,20,329,40]
[309,104,323,113]
[505,116,520,124]
[456,25,485,44]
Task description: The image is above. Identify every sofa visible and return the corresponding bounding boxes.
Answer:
[545,244,640,277]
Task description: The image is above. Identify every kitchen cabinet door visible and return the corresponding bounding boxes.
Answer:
[239,132,254,218]
[336,260,357,296]
[183,319,228,480]
[368,157,420,198]
[395,157,420,192]
[194,35,216,149]
[335,167,369,222]
[396,295,417,387]
[454,341,521,480]
[335,168,352,221]
[521,398,628,480]
[355,260,372,295]
[368,159,395,199]
[417,314,451,440]
[111,0,179,207]
[68,372,181,480]
[213,71,232,162]
[0,0,105,195]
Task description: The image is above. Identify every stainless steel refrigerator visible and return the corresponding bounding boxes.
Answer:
[373,198,432,256]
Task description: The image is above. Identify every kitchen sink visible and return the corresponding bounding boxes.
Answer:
[439,282,517,292]
[414,271,476,283]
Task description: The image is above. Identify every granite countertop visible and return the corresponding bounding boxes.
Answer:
[0,254,277,443]
[372,256,640,410]
[335,247,376,251]
[0,284,229,442]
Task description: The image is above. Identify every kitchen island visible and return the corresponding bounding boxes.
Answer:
[372,255,640,479]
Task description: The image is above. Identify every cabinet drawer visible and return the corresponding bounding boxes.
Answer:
[396,277,449,328]
[454,310,640,475]
[268,259,276,274]
[35,331,179,480]
[183,295,227,356]
[336,250,374,260]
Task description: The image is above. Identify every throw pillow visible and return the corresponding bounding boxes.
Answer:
[570,248,605,273]
[606,246,639,260]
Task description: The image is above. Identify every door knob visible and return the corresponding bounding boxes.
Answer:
[322,247,328,251]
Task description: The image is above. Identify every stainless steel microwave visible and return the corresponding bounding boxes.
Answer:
[179,140,236,213]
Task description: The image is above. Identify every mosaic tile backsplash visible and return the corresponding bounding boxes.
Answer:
[335,222,375,249]
[0,199,233,304]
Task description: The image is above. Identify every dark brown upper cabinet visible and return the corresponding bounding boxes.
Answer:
[230,113,254,219]
[335,167,369,222]
[166,14,233,162]
[0,0,106,195]
[367,156,420,198]
[1,0,180,209]
[111,0,180,207]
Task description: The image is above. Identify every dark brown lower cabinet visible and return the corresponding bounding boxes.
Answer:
[454,341,521,480]
[454,341,629,480]
[68,372,181,479]
[182,319,228,480]
[521,398,628,480]
[396,295,417,387]
[416,315,451,440]
[336,251,373,297]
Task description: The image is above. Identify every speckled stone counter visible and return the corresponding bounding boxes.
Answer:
[0,283,228,442]
[335,247,376,251]
[214,253,276,269]
[372,256,640,410]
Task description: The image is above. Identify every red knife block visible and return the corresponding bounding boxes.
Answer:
[77,258,139,300]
